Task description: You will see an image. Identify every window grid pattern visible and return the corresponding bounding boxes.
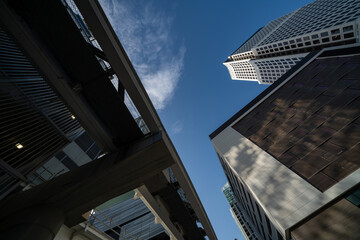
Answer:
[232,51,256,61]
[220,159,262,240]
[91,197,167,240]
[233,13,293,55]
[225,0,360,84]
[252,55,306,84]
[225,61,258,80]
[255,23,357,56]
[259,0,360,45]
[28,132,102,185]
[223,183,260,240]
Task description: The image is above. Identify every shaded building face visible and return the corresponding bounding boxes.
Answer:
[211,46,360,240]
[232,51,360,192]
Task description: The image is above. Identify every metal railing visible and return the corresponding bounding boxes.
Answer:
[88,208,140,240]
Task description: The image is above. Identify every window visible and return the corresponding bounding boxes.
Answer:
[62,156,78,170]
[56,151,78,170]
[344,32,354,38]
[343,25,353,32]
[75,132,101,160]
[321,32,329,37]
[331,29,340,35]
[55,151,66,161]
[311,34,319,39]
[332,35,341,41]
[346,186,360,207]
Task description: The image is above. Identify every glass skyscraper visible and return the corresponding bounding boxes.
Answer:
[223,183,259,240]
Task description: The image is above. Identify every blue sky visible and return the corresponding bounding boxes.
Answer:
[100,0,313,239]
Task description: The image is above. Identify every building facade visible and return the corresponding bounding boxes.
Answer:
[212,45,360,240]
[88,191,168,240]
[223,183,260,240]
[224,0,360,84]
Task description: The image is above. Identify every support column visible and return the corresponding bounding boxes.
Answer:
[0,205,64,240]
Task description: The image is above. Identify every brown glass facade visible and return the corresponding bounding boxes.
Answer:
[232,49,360,191]
[290,188,360,240]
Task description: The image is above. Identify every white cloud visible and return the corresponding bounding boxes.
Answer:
[99,0,185,110]
[170,120,183,135]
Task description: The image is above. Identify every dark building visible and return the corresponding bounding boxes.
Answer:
[211,44,360,240]
[0,0,216,239]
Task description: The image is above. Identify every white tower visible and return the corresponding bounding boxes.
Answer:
[225,0,360,84]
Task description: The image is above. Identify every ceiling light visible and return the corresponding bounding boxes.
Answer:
[71,115,76,119]
[16,143,23,149]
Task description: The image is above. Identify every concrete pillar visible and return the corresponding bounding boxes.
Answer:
[0,205,65,240]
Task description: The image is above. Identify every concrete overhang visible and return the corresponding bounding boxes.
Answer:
[0,0,217,239]
[72,0,217,238]
[0,132,173,228]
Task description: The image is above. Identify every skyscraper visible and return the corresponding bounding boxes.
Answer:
[212,44,360,240]
[223,183,259,240]
[224,0,360,84]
